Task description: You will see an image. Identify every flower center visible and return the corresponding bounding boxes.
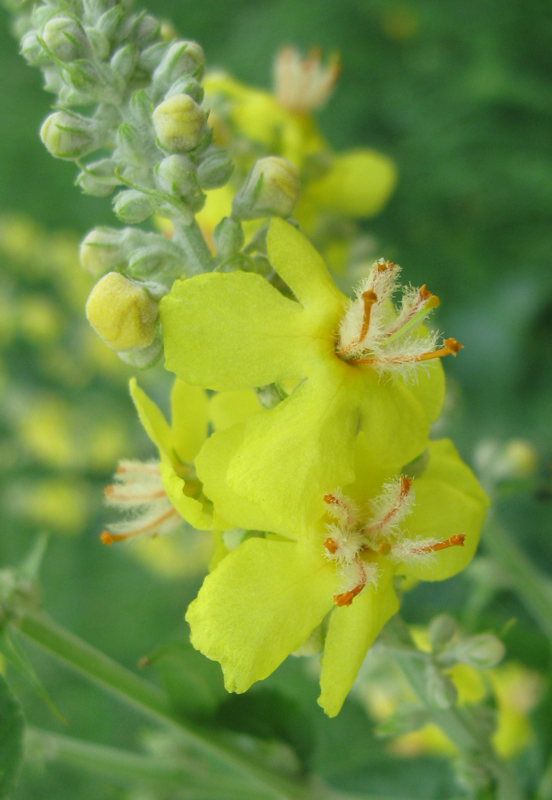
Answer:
[336,258,462,378]
[322,481,465,606]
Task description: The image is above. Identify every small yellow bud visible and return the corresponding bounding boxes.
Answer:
[232,156,300,220]
[152,94,206,153]
[85,272,158,351]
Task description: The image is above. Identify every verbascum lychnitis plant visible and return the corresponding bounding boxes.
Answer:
[1,2,533,799]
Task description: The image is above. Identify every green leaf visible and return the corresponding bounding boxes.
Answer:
[214,687,316,770]
[143,637,226,720]
[0,672,25,797]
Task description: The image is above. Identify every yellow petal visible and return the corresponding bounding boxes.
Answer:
[161,271,308,391]
[170,380,209,463]
[129,378,172,463]
[267,218,345,313]
[186,537,335,693]
[319,563,399,717]
[306,149,397,218]
[209,389,260,431]
[158,461,214,531]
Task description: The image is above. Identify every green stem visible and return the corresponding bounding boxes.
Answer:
[381,614,524,800]
[172,216,216,274]
[14,610,371,800]
[25,728,270,800]
[482,515,552,644]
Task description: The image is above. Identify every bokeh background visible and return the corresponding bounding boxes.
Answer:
[0,1,551,798]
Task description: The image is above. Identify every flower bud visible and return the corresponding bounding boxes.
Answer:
[80,228,125,276]
[113,190,154,224]
[153,41,205,88]
[152,94,207,153]
[110,44,138,81]
[156,155,204,210]
[97,6,124,40]
[40,111,98,160]
[21,32,44,66]
[232,157,300,220]
[85,272,158,351]
[446,634,506,670]
[42,16,89,62]
[428,613,457,653]
[197,149,234,190]
[77,159,120,197]
[213,217,244,258]
[165,77,204,104]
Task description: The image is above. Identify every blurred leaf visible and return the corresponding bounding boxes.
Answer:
[143,637,226,719]
[0,630,66,724]
[214,687,316,771]
[0,671,25,797]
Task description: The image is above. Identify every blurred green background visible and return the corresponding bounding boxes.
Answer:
[0,1,551,798]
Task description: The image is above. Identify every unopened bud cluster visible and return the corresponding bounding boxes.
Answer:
[13,0,304,366]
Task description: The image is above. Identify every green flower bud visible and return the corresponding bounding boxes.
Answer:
[77,159,120,197]
[85,272,158,351]
[85,28,110,61]
[133,14,160,45]
[156,154,204,210]
[110,44,138,82]
[213,216,244,258]
[42,16,89,62]
[428,613,457,653]
[442,634,506,670]
[40,111,98,160]
[21,32,44,66]
[166,77,204,104]
[113,190,154,224]
[139,42,167,73]
[96,6,124,40]
[152,94,207,153]
[232,157,300,220]
[153,41,205,88]
[198,148,234,190]
[80,228,125,276]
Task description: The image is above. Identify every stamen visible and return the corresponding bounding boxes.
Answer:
[364,475,413,537]
[100,507,178,545]
[411,533,465,554]
[334,557,367,606]
[324,537,338,554]
[378,541,391,555]
[415,338,463,362]
[350,337,463,366]
[359,290,378,342]
[104,485,166,502]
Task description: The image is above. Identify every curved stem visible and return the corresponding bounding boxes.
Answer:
[381,614,524,800]
[482,515,552,644]
[25,727,269,800]
[13,610,373,800]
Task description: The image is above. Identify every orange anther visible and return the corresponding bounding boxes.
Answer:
[324,537,338,554]
[443,338,463,356]
[323,493,338,505]
[334,582,365,607]
[378,541,391,556]
[400,475,413,496]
